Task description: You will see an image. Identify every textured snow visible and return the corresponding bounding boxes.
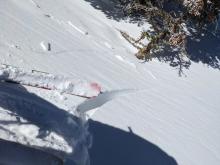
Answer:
[0,0,220,165]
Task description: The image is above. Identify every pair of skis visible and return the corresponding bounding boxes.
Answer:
[0,64,136,114]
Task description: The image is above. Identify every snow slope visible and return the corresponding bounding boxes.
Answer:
[0,0,220,165]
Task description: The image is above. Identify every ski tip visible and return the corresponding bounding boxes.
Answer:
[90,82,101,92]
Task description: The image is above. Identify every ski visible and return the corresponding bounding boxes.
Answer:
[0,64,102,98]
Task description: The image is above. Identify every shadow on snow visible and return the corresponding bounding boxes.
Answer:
[84,0,220,75]
[0,82,178,165]
[0,82,88,165]
[89,119,178,165]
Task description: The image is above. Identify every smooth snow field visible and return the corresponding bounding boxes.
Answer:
[0,0,220,165]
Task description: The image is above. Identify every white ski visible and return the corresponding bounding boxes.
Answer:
[0,64,101,98]
[77,89,136,114]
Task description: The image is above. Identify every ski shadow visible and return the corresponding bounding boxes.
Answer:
[88,119,178,165]
[0,82,90,165]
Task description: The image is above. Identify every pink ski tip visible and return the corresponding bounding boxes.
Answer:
[90,82,101,92]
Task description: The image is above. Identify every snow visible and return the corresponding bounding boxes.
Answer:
[0,0,220,165]
[0,82,91,165]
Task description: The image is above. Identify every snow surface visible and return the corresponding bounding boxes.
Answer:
[0,0,220,165]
